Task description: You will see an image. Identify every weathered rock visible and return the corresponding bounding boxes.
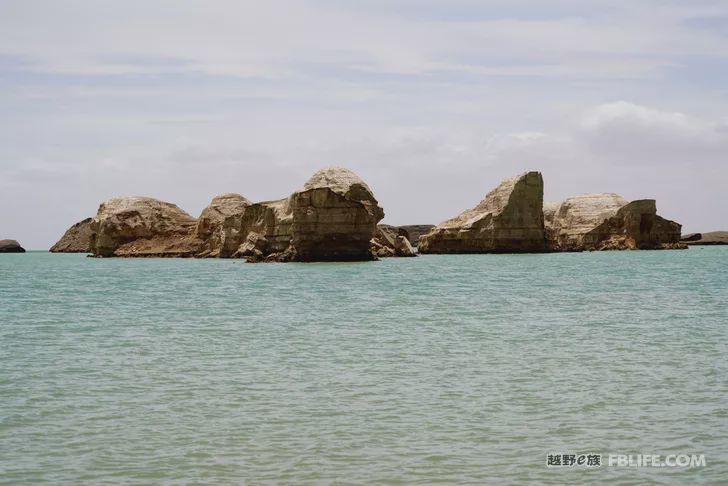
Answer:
[680,233,702,242]
[220,167,385,261]
[419,171,548,253]
[196,193,251,257]
[50,218,94,253]
[397,225,435,247]
[394,235,416,257]
[370,224,417,257]
[547,194,628,251]
[683,231,728,245]
[548,194,684,250]
[89,197,202,257]
[0,239,25,253]
[370,238,396,258]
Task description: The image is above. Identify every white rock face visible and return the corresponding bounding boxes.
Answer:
[548,193,628,250]
[90,197,201,257]
[548,194,684,251]
[196,193,251,257]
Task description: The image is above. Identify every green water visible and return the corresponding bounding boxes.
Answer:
[1,249,727,485]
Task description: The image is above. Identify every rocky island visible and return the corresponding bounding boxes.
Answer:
[681,231,728,245]
[52,167,400,261]
[545,194,684,251]
[49,167,690,260]
[0,239,25,253]
[419,171,684,253]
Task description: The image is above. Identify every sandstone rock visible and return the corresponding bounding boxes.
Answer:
[50,218,94,253]
[548,194,628,251]
[548,194,684,251]
[397,225,435,247]
[0,239,25,253]
[683,231,728,245]
[370,224,417,257]
[196,193,251,257]
[394,235,416,257]
[89,197,202,257]
[220,167,384,261]
[419,171,547,253]
[370,238,395,258]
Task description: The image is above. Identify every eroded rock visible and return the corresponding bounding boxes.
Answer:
[370,224,417,257]
[196,193,251,257]
[547,194,628,251]
[682,231,728,245]
[419,171,548,253]
[50,218,94,253]
[0,239,25,253]
[89,197,202,257]
[397,225,435,247]
[220,167,385,261]
[548,194,684,250]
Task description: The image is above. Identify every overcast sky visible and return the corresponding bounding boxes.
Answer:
[2,0,727,248]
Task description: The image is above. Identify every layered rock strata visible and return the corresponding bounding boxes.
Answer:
[547,194,684,251]
[89,197,202,257]
[50,218,93,253]
[196,193,251,257]
[419,171,547,253]
[216,167,385,261]
[370,225,416,257]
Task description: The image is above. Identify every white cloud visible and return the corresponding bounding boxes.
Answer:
[2,0,728,79]
[580,101,728,163]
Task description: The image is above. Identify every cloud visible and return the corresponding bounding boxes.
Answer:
[580,101,728,163]
[2,0,728,80]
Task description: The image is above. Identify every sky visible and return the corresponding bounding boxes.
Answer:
[1,0,727,249]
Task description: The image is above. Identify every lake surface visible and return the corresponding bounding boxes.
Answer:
[1,249,727,485]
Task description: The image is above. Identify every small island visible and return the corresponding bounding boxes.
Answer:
[49,167,687,261]
[0,240,25,253]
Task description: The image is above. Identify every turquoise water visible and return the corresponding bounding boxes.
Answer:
[1,249,727,485]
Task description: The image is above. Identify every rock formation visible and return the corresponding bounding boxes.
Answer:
[196,193,251,257]
[397,225,435,247]
[547,194,684,251]
[370,225,416,257]
[218,167,385,261]
[50,218,94,253]
[682,231,728,245]
[419,171,548,253]
[0,239,25,253]
[89,197,202,257]
[546,194,628,251]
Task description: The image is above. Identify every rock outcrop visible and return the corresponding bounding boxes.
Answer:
[419,171,548,253]
[547,194,684,250]
[397,225,435,247]
[546,194,628,251]
[89,197,202,257]
[218,167,385,261]
[50,218,94,253]
[196,193,251,257]
[682,231,728,245]
[370,225,416,257]
[0,239,25,253]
